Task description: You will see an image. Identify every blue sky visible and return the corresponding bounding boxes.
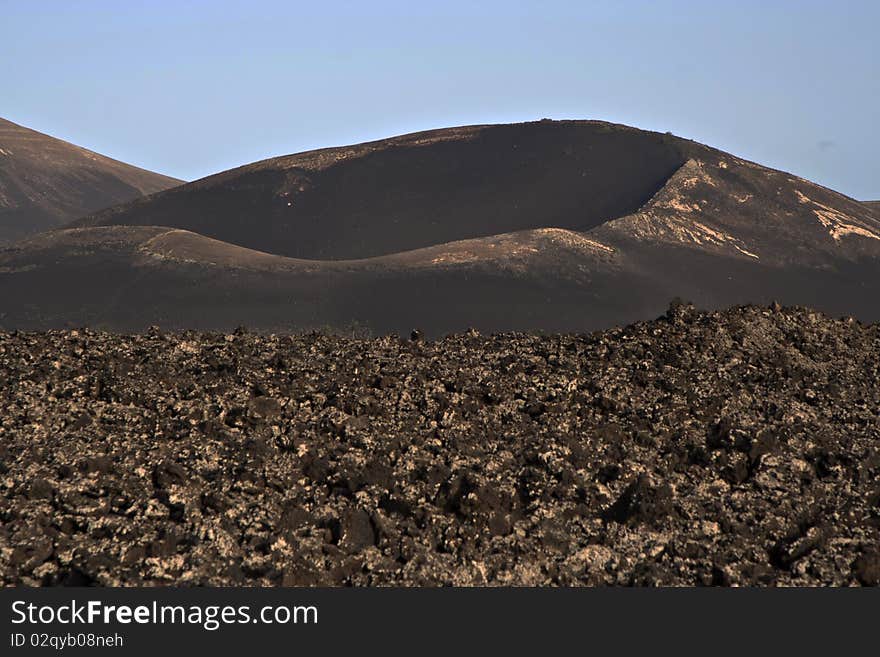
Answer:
[2,1,877,198]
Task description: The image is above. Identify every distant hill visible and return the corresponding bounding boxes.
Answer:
[0,118,181,243]
[4,120,880,334]
[73,122,686,260]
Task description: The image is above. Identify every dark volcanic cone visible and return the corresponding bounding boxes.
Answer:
[3,120,880,332]
[73,121,687,260]
[0,117,181,243]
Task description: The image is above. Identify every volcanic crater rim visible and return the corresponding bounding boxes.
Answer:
[73,121,690,261]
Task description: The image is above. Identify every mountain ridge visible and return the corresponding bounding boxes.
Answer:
[0,117,182,242]
[4,120,880,334]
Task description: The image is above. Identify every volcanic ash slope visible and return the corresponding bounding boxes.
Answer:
[0,117,182,243]
[3,120,880,332]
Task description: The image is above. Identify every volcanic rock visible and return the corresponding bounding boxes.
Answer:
[1,302,878,586]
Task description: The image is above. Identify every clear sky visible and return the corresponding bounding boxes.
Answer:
[2,0,877,199]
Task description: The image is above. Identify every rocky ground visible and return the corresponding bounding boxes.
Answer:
[1,301,878,586]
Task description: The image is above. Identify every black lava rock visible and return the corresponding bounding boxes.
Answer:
[1,304,878,585]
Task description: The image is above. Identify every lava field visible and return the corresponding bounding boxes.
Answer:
[1,302,878,586]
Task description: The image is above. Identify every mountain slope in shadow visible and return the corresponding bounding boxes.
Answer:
[74,121,688,260]
[4,120,880,333]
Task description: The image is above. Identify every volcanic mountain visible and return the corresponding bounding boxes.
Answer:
[2,120,880,334]
[0,117,181,243]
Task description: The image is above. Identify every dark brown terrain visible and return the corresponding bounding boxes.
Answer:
[1,302,878,586]
[73,122,687,260]
[1,121,878,589]
[2,120,879,334]
[0,118,181,243]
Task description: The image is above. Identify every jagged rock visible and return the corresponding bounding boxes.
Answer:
[0,304,878,585]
